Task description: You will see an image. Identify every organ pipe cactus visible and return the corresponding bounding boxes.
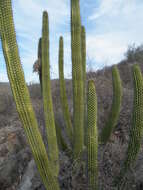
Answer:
[55,121,71,153]
[58,36,73,143]
[81,26,87,144]
[81,26,86,88]
[1,0,143,190]
[100,65,122,144]
[116,64,143,186]
[87,80,98,190]
[0,1,60,190]
[42,11,59,175]
[33,38,42,89]
[38,37,42,89]
[71,0,84,158]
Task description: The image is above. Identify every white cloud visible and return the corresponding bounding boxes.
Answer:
[13,0,69,30]
[89,0,137,20]
[86,32,127,69]
[86,0,143,70]
[1,0,143,82]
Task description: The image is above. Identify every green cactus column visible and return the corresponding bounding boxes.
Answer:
[87,80,98,190]
[58,36,73,143]
[71,0,84,158]
[55,121,72,155]
[38,37,42,89]
[100,66,122,144]
[116,64,143,185]
[0,1,60,189]
[41,11,59,175]
[81,26,87,145]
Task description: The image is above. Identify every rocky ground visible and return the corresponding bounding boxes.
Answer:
[1,60,143,190]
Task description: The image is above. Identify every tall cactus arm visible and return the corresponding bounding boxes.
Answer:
[71,0,84,158]
[100,66,122,144]
[38,37,42,89]
[116,64,143,185]
[81,26,87,145]
[0,1,60,190]
[58,36,73,143]
[55,121,72,156]
[41,11,59,175]
[87,80,98,190]
[81,26,86,100]
[81,26,86,80]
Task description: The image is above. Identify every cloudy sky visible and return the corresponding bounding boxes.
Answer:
[0,0,143,83]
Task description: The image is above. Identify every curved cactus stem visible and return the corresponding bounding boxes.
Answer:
[100,65,122,144]
[87,80,98,190]
[81,26,87,145]
[115,64,143,186]
[58,36,73,144]
[71,0,84,159]
[55,121,72,156]
[41,11,59,175]
[0,1,60,189]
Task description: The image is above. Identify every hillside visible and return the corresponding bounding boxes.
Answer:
[0,57,143,190]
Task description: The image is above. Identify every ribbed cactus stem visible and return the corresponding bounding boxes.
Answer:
[71,0,84,158]
[116,64,143,185]
[87,80,98,190]
[81,26,86,94]
[38,37,42,89]
[59,36,73,143]
[41,11,59,175]
[0,1,59,189]
[100,66,122,144]
[126,64,143,165]
[81,25,87,145]
[55,122,72,156]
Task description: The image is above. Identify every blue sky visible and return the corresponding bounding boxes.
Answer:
[0,0,143,83]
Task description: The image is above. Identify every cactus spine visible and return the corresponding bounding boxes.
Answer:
[71,0,84,158]
[87,80,98,190]
[58,36,73,143]
[100,66,122,144]
[116,64,143,185]
[42,11,59,175]
[0,1,60,189]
